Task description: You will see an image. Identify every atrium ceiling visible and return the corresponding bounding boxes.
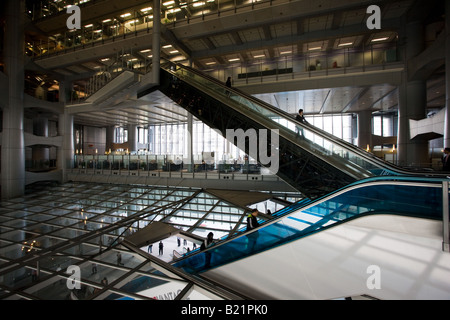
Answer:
[23,0,446,127]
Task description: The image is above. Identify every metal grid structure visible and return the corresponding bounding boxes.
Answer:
[0,181,299,300]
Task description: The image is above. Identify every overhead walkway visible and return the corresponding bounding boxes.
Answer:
[171,176,450,299]
[157,61,442,199]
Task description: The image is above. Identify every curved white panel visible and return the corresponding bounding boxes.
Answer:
[203,215,450,300]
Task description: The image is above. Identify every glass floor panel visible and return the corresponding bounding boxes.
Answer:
[0,181,293,300]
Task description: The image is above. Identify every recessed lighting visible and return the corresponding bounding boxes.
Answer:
[338,42,353,47]
[120,13,131,18]
[308,46,322,51]
[371,37,389,42]
[228,58,240,62]
[253,54,265,58]
[140,7,152,12]
[280,51,292,55]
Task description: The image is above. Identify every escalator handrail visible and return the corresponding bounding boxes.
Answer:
[162,60,445,177]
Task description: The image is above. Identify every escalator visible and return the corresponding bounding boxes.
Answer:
[157,61,437,200]
[171,176,450,299]
[152,62,450,298]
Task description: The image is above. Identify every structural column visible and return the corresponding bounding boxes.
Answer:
[32,117,50,171]
[397,20,428,167]
[105,125,115,153]
[444,1,450,148]
[152,0,161,84]
[127,124,138,153]
[186,113,194,172]
[58,97,74,183]
[357,110,372,151]
[2,0,25,199]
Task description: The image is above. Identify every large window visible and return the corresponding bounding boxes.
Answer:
[373,113,397,137]
[114,127,128,143]
[307,113,354,143]
[138,127,148,144]
[148,121,247,162]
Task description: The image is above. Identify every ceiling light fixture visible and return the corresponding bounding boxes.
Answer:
[371,37,389,42]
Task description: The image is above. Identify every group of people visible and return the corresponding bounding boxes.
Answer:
[197,208,261,268]
[146,241,165,256]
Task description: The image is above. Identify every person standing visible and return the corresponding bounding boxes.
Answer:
[225,77,232,96]
[296,109,308,124]
[246,209,260,252]
[295,109,308,137]
[159,241,164,256]
[201,232,215,268]
[116,252,123,266]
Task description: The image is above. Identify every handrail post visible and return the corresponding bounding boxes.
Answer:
[443,180,449,252]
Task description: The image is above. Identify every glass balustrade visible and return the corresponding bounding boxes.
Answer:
[73,154,265,176]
